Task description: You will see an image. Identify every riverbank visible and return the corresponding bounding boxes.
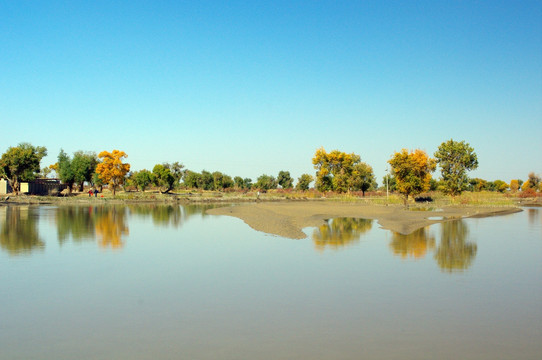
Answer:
[1,188,539,206]
[0,191,532,238]
[206,202,522,238]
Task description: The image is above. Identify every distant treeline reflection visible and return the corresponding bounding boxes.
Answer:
[1,206,479,272]
[56,204,218,249]
[0,204,218,255]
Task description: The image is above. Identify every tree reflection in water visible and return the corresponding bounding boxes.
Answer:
[127,203,217,228]
[527,208,540,227]
[53,204,220,250]
[312,217,373,251]
[389,219,477,272]
[94,207,129,249]
[389,227,436,259]
[435,220,477,273]
[56,206,96,245]
[0,206,44,255]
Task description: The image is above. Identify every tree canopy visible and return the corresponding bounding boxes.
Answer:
[96,150,130,196]
[296,174,313,191]
[72,151,98,191]
[255,174,277,190]
[526,172,540,190]
[56,150,98,193]
[153,164,176,193]
[388,149,436,205]
[277,171,294,189]
[0,143,47,194]
[132,169,154,192]
[434,139,478,196]
[57,149,76,193]
[312,147,375,193]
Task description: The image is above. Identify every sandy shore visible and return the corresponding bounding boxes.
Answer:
[206,201,521,239]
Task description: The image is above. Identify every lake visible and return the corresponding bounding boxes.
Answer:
[0,204,540,360]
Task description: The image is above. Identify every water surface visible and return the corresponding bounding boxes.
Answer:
[0,204,540,360]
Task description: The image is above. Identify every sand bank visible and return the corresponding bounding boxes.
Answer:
[206,201,521,239]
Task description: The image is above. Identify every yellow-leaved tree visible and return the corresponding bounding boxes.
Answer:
[509,179,519,192]
[388,149,436,206]
[312,147,375,194]
[95,150,130,196]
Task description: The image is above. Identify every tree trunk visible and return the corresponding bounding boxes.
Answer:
[10,178,19,195]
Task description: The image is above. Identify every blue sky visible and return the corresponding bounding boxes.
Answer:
[2,1,541,184]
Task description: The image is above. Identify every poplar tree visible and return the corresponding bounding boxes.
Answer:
[96,150,130,196]
[388,149,436,206]
[434,139,478,196]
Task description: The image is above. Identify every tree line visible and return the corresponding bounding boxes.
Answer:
[1,140,540,199]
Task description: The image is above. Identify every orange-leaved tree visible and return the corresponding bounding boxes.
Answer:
[388,149,436,206]
[95,150,130,196]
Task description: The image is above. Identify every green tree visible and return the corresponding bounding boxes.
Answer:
[243,178,253,189]
[434,139,478,196]
[92,171,104,192]
[388,149,436,206]
[183,170,201,189]
[200,170,214,190]
[57,149,76,193]
[72,151,98,192]
[212,171,233,190]
[277,171,294,189]
[169,162,185,185]
[222,174,234,189]
[0,143,47,194]
[132,169,154,192]
[234,176,244,189]
[153,164,176,193]
[296,174,313,191]
[255,174,277,190]
[349,163,376,196]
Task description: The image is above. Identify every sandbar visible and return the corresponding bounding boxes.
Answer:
[206,201,521,239]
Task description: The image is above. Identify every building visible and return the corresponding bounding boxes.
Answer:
[0,179,11,194]
[1,178,68,195]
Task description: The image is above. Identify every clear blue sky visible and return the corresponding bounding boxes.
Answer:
[2,1,541,184]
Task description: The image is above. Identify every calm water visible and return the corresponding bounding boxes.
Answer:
[0,204,540,360]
